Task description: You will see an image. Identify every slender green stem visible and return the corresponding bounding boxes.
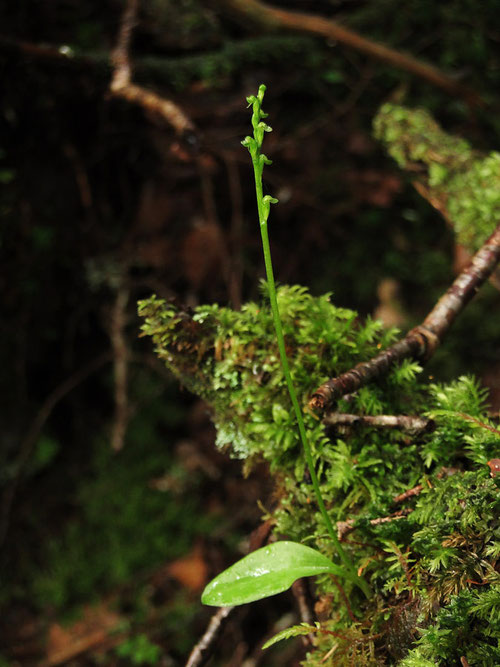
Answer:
[242,85,370,599]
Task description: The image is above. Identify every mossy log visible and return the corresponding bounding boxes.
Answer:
[139,285,500,665]
[374,104,500,253]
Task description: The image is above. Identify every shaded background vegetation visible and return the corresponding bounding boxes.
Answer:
[1,0,499,663]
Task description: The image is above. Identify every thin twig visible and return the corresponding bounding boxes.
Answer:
[310,224,500,412]
[110,286,130,451]
[323,413,434,434]
[185,606,234,667]
[337,508,413,540]
[454,411,500,437]
[338,471,460,540]
[219,0,482,106]
[292,578,314,625]
[291,578,315,645]
[392,467,459,505]
[0,36,99,67]
[109,0,195,135]
[392,485,423,505]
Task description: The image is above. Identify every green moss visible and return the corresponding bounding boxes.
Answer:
[139,284,401,467]
[448,151,500,249]
[139,284,500,664]
[401,587,500,666]
[374,103,500,250]
[373,104,474,172]
[27,385,219,611]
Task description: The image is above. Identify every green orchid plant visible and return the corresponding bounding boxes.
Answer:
[201,85,370,612]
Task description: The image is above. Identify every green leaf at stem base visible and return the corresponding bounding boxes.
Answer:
[201,540,343,607]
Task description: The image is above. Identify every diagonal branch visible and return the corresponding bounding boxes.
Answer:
[185,606,234,667]
[219,0,482,106]
[310,224,500,413]
[110,0,195,136]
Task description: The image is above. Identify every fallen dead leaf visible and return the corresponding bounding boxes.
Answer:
[44,602,123,666]
[167,541,208,592]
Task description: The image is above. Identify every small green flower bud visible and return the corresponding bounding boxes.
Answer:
[263,195,279,205]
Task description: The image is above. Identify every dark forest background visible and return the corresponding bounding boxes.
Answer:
[1,1,500,664]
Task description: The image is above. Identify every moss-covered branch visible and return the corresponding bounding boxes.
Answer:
[374,104,500,251]
[139,282,500,663]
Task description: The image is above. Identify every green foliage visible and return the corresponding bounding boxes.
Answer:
[374,103,500,250]
[139,284,398,466]
[138,96,500,663]
[139,286,500,662]
[448,151,500,249]
[202,541,344,606]
[421,375,494,467]
[262,622,318,649]
[28,394,219,610]
[410,470,499,600]
[400,588,500,666]
[373,104,474,172]
[27,435,60,476]
[115,634,161,665]
[303,617,382,666]
[205,83,366,598]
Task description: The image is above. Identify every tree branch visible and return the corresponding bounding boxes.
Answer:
[109,0,195,136]
[0,4,195,136]
[310,224,500,412]
[0,36,99,67]
[219,0,482,106]
[110,0,138,90]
